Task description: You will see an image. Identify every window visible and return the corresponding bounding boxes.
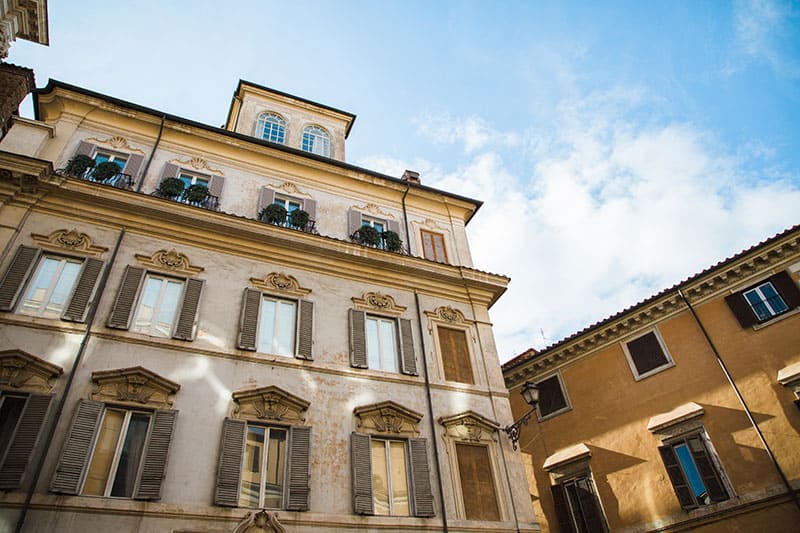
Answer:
[725,270,800,327]
[347,209,401,250]
[622,330,673,380]
[71,140,144,186]
[371,438,410,515]
[257,112,286,144]
[0,392,53,490]
[240,425,288,508]
[366,315,399,372]
[658,433,729,510]
[301,125,330,157]
[130,274,184,338]
[420,230,448,263]
[158,164,224,211]
[536,374,570,419]
[256,189,317,231]
[743,282,789,320]
[237,288,314,359]
[273,195,302,214]
[349,310,416,375]
[18,255,83,318]
[437,326,474,384]
[456,443,500,521]
[550,474,608,532]
[177,171,209,190]
[258,296,297,356]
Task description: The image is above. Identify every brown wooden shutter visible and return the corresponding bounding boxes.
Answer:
[409,438,435,517]
[208,175,225,206]
[438,326,474,384]
[51,399,104,494]
[0,393,53,489]
[134,409,177,500]
[626,332,668,375]
[347,209,362,237]
[237,288,261,350]
[61,258,104,322]
[75,141,95,157]
[0,245,39,311]
[550,484,577,533]
[432,233,447,263]
[286,426,311,511]
[257,187,275,218]
[349,309,368,368]
[303,198,317,222]
[122,154,144,184]
[658,444,696,509]
[296,299,314,360]
[724,292,757,328]
[421,230,435,260]
[399,318,417,375]
[575,477,608,532]
[770,270,800,309]
[172,278,204,340]
[456,443,499,520]
[350,432,373,515]
[214,418,246,507]
[107,266,145,329]
[687,436,728,503]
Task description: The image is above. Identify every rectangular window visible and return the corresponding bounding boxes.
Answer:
[743,281,789,321]
[725,270,800,328]
[177,171,209,190]
[623,330,673,380]
[537,374,570,419]
[437,326,474,384]
[456,443,499,521]
[94,151,128,172]
[366,316,399,372]
[273,195,302,214]
[257,297,297,356]
[131,274,184,338]
[371,439,410,516]
[18,255,83,318]
[551,474,608,532]
[420,230,448,263]
[240,425,287,509]
[0,394,27,461]
[659,434,729,510]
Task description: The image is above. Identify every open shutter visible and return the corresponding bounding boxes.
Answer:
[296,299,314,360]
[173,278,204,340]
[257,187,275,219]
[107,266,145,329]
[134,409,177,500]
[62,258,104,322]
[237,288,261,350]
[658,444,696,510]
[550,484,577,533]
[770,270,800,309]
[399,318,417,375]
[0,394,53,489]
[351,432,373,515]
[349,309,368,368]
[724,292,758,328]
[122,154,144,186]
[347,209,362,238]
[286,426,311,511]
[75,141,95,157]
[576,477,607,532]
[214,418,246,507]
[208,175,225,207]
[51,400,104,494]
[0,245,39,311]
[387,219,401,237]
[161,163,180,181]
[303,198,317,222]
[687,437,728,503]
[409,438,435,517]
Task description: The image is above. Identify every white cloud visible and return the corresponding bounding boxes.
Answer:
[414,113,519,153]
[729,0,800,77]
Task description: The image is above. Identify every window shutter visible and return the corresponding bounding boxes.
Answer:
[399,318,417,375]
[208,175,225,206]
[214,418,246,507]
[724,292,757,328]
[0,393,53,489]
[161,163,180,181]
[75,141,95,157]
[0,245,39,311]
[387,219,401,237]
[350,432,373,515]
[456,443,499,521]
[657,444,696,510]
[576,477,608,532]
[409,438,435,517]
[770,270,800,309]
[296,299,314,360]
[303,198,317,222]
[432,234,447,263]
[134,409,177,501]
[51,399,104,494]
[107,266,145,329]
[687,437,728,503]
[421,231,435,260]
[257,187,275,218]
[172,278,204,340]
[61,258,104,322]
[550,484,577,533]
[286,426,311,511]
[349,309,368,368]
[438,327,474,384]
[347,209,362,238]
[237,288,261,350]
[122,154,144,184]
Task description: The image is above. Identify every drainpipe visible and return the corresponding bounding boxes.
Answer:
[401,182,411,255]
[678,289,800,514]
[135,115,165,193]
[15,229,127,533]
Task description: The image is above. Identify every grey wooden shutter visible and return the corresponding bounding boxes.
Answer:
[399,318,417,375]
[257,187,275,218]
[351,432,373,515]
[550,484,577,533]
[687,436,728,503]
[237,288,261,350]
[576,477,608,532]
[409,438,435,517]
[214,418,246,507]
[387,219,400,236]
[0,393,53,489]
[134,409,177,500]
[0,245,39,311]
[161,163,180,181]
[347,209,362,238]
[349,309,368,368]
[286,425,311,511]
[51,399,104,494]
[658,444,696,509]
[296,299,314,360]
[724,292,757,328]
[172,278,204,340]
[208,175,225,205]
[303,198,317,222]
[771,270,800,309]
[75,141,95,157]
[122,154,144,186]
[62,258,104,322]
[107,266,145,329]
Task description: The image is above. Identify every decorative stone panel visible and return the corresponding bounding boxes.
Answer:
[439,410,499,443]
[351,291,406,317]
[31,229,108,257]
[354,400,423,437]
[0,350,63,392]
[90,367,180,408]
[86,136,145,154]
[232,385,309,424]
[135,249,204,276]
[250,272,311,298]
[233,510,286,533]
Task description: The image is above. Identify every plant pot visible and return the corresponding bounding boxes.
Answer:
[93,161,122,182]
[64,155,96,177]
[382,230,403,252]
[183,184,209,203]
[355,225,381,247]
[289,209,310,229]
[158,177,186,198]
[261,203,288,225]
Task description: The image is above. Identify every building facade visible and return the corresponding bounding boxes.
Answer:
[503,226,800,532]
[0,79,538,532]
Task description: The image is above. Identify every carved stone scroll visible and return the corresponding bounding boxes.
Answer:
[168,156,224,175]
[250,272,311,297]
[232,385,310,424]
[0,350,63,392]
[439,411,499,443]
[354,400,423,437]
[32,229,108,257]
[135,249,204,276]
[351,292,406,316]
[86,136,145,154]
[267,181,311,198]
[233,510,286,533]
[353,203,395,219]
[425,306,469,325]
[90,367,180,409]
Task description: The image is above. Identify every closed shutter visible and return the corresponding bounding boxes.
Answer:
[626,332,668,375]
[173,278,204,340]
[257,187,275,219]
[421,231,435,260]
[387,219,401,237]
[438,326,474,384]
[0,393,53,489]
[724,292,758,328]
[214,418,246,507]
[208,175,225,207]
[347,209,362,238]
[349,309,368,368]
[409,438,435,517]
[303,198,317,222]
[687,436,728,503]
[107,266,145,329]
[161,163,180,181]
[658,444,696,509]
[237,288,261,350]
[134,409,177,500]
[51,400,104,494]
[62,258,104,322]
[550,484,577,533]
[456,443,499,521]
[350,432,373,515]
[432,234,447,263]
[399,318,417,375]
[0,245,39,311]
[122,154,145,184]
[770,270,800,309]
[286,426,311,511]
[75,141,95,157]
[296,299,314,360]
[575,477,607,532]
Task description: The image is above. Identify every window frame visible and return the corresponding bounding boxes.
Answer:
[370,437,412,516]
[256,294,298,357]
[129,272,186,338]
[17,253,84,319]
[550,470,609,533]
[743,281,789,322]
[621,328,675,381]
[257,112,287,144]
[239,422,290,509]
[365,314,400,373]
[535,372,572,421]
[301,125,331,157]
[420,229,448,263]
[434,324,476,385]
[725,270,800,329]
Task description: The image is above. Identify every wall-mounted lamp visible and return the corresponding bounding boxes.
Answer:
[503,381,539,451]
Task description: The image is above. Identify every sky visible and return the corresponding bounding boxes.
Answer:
[8,1,800,362]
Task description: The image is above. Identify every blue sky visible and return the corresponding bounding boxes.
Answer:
[8,1,800,361]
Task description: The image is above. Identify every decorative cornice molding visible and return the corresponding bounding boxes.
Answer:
[354,203,395,219]
[232,385,310,424]
[31,229,108,257]
[267,181,311,198]
[413,218,446,231]
[439,410,499,443]
[0,350,63,392]
[233,510,286,533]
[354,400,423,436]
[425,306,470,325]
[135,249,204,276]
[250,272,311,297]
[86,135,145,154]
[351,292,406,316]
[168,156,224,175]
[91,367,180,409]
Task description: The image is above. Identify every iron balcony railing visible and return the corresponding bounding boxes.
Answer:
[258,211,317,234]
[153,190,220,211]
[349,228,407,254]
[60,167,136,189]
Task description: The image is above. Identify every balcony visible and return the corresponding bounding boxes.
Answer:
[60,164,135,190]
[154,178,219,211]
[258,206,317,234]
[350,227,405,254]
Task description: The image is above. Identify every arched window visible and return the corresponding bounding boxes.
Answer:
[257,112,286,144]
[301,125,330,157]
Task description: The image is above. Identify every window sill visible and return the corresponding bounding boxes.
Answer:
[752,307,800,330]
[538,405,572,422]
[631,361,675,382]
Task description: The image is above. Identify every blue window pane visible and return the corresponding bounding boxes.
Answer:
[675,443,707,501]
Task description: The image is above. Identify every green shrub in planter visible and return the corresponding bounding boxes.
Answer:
[382,230,403,252]
[260,203,288,224]
[289,209,310,229]
[64,155,95,177]
[157,177,185,198]
[183,184,209,203]
[93,161,122,182]
[356,225,381,247]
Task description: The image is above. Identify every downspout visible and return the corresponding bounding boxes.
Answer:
[678,289,800,514]
[135,115,165,193]
[15,229,127,533]
[401,182,411,255]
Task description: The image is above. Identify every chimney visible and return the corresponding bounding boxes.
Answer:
[401,169,420,184]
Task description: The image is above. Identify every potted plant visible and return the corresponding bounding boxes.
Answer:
[382,230,403,252]
[93,161,122,182]
[260,203,288,225]
[64,155,95,177]
[289,209,310,229]
[183,184,209,204]
[355,225,381,247]
[157,177,185,198]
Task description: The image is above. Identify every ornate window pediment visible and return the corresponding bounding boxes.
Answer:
[353,203,396,219]
[0,349,63,392]
[135,249,204,277]
[439,411,499,443]
[351,291,406,316]
[267,181,311,198]
[232,385,310,424]
[354,400,423,437]
[31,229,108,257]
[233,510,286,533]
[168,156,224,175]
[250,272,311,298]
[90,367,180,409]
[86,136,145,154]
[425,306,471,325]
